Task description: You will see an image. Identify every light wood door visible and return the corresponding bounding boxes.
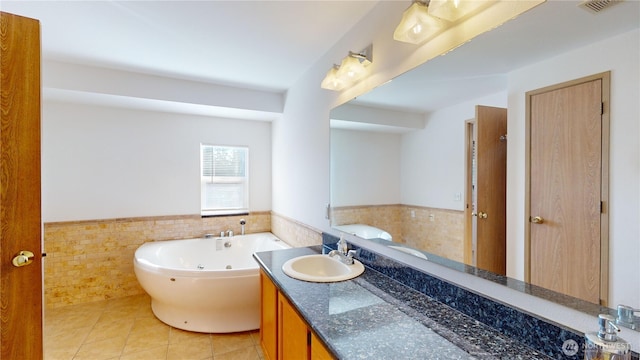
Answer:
[278,295,309,360]
[310,333,334,360]
[465,106,507,275]
[527,74,607,305]
[0,12,43,360]
[260,270,278,360]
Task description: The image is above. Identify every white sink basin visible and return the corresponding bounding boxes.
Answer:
[282,254,365,283]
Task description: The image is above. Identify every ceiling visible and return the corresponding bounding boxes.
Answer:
[1,0,639,118]
[0,0,378,92]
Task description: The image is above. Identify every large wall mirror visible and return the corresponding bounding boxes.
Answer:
[330,0,639,324]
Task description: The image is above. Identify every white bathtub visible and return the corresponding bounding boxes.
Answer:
[133,232,290,333]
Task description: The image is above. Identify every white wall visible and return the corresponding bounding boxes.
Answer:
[330,129,401,207]
[401,91,507,210]
[42,102,272,222]
[271,2,400,231]
[506,29,640,307]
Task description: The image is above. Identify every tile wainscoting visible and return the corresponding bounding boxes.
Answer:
[269,212,323,248]
[331,205,464,262]
[44,212,273,308]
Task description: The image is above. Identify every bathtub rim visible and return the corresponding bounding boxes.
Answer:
[133,232,289,278]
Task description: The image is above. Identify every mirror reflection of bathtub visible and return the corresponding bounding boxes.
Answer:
[332,223,427,260]
[332,223,392,241]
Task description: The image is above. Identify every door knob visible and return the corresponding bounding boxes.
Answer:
[478,211,488,219]
[12,250,35,267]
[531,216,544,224]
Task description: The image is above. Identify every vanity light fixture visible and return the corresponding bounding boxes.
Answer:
[336,51,371,84]
[321,65,349,91]
[428,0,482,22]
[393,0,444,44]
[321,45,373,91]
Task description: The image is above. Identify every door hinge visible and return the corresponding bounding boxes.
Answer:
[600,102,604,115]
[600,201,604,213]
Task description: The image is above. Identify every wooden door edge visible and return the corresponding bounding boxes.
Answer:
[599,71,611,307]
[463,119,474,265]
[524,92,532,283]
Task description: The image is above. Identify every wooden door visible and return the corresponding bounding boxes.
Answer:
[527,74,608,305]
[465,106,507,275]
[0,12,43,360]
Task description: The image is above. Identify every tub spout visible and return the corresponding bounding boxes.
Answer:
[240,219,246,235]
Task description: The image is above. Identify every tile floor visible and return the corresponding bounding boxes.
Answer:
[44,294,264,360]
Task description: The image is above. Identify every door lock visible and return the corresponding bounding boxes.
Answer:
[472,212,488,219]
[12,250,35,267]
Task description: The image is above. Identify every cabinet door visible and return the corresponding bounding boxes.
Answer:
[278,295,309,360]
[311,333,334,360]
[260,270,278,360]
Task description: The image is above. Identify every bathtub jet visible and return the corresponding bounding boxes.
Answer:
[133,232,290,333]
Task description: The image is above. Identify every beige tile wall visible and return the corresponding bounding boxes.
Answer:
[270,212,323,248]
[43,206,459,309]
[43,213,271,309]
[330,205,403,240]
[331,205,464,262]
[401,206,464,262]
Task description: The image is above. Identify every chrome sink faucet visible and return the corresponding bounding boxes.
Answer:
[616,305,640,330]
[328,235,357,265]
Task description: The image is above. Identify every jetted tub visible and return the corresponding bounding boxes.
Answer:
[133,232,290,333]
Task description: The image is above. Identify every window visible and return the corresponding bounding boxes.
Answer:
[201,144,249,216]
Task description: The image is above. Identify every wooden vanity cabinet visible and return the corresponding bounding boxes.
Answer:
[310,333,334,360]
[260,269,279,360]
[260,270,334,360]
[279,294,310,359]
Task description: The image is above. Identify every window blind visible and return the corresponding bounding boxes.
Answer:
[201,145,249,215]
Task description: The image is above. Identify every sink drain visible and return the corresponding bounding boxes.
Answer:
[225,265,232,269]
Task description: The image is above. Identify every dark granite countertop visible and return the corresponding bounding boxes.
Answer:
[254,246,551,360]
